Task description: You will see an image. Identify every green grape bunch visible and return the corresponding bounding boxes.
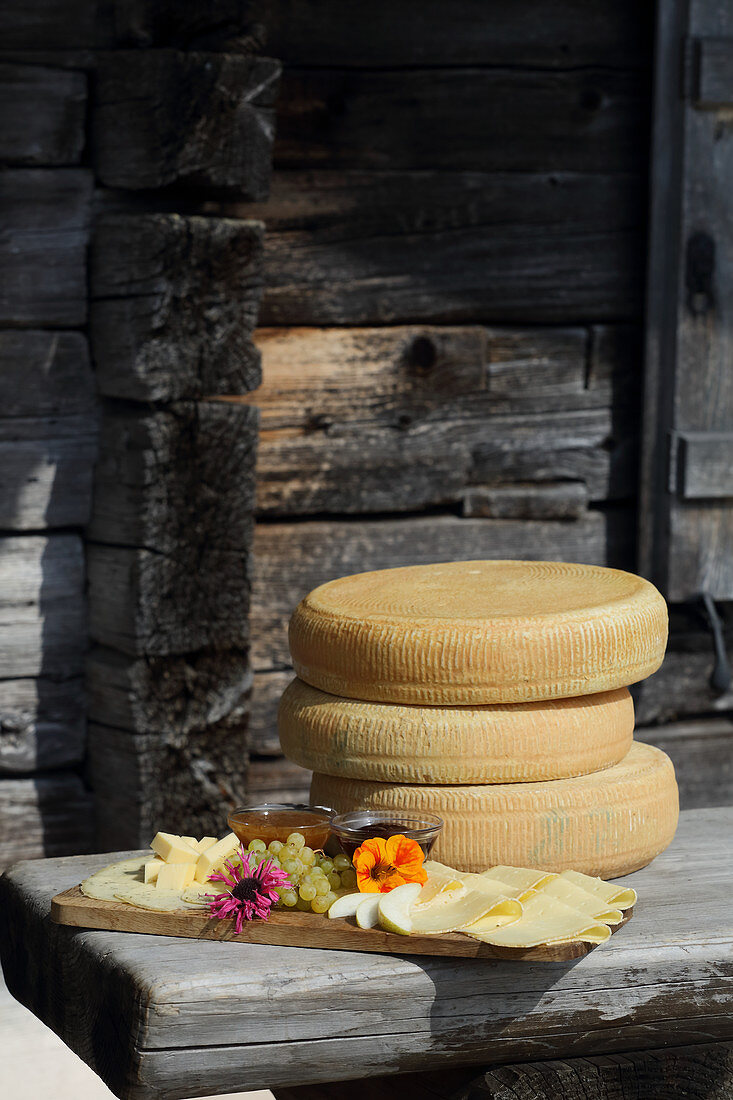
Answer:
[245,832,357,914]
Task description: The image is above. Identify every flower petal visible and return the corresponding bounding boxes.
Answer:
[385,834,428,884]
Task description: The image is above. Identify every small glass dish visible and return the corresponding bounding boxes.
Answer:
[330,810,443,860]
[227,803,333,851]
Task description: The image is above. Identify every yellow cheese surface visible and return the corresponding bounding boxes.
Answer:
[144,858,164,884]
[156,863,195,891]
[289,560,668,704]
[279,679,634,783]
[466,892,612,947]
[150,832,199,865]
[194,832,239,883]
[311,741,679,877]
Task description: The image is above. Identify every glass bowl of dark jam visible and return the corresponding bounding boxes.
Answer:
[330,810,443,860]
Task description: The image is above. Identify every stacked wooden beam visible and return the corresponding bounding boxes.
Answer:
[0,50,94,863]
[0,1,280,857]
[86,42,280,849]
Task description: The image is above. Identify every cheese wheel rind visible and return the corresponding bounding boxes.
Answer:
[311,741,679,877]
[290,560,668,704]
[279,679,635,783]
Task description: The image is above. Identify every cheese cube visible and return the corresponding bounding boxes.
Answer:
[150,831,198,864]
[144,858,164,884]
[198,836,219,853]
[180,835,199,848]
[156,863,195,890]
[195,832,239,883]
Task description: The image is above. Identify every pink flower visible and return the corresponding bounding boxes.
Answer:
[206,846,291,933]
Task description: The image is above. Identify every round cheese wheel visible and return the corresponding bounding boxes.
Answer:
[289,560,668,705]
[279,679,635,784]
[311,741,679,877]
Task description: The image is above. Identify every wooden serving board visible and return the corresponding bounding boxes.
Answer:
[51,886,632,960]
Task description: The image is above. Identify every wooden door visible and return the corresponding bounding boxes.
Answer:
[640,0,733,600]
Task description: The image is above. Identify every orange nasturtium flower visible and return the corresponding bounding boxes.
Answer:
[352,834,428,894]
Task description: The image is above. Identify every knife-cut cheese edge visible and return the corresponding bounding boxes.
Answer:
[467,893,612,947]
[561,869,637,910]
[279,679,635,783]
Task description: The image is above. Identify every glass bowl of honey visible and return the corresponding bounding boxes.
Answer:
[227,803,333,851]
[330,810,443,860]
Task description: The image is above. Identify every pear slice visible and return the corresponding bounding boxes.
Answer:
[355,895,382,929]
[378,882,423,935]
[327,892,364,920]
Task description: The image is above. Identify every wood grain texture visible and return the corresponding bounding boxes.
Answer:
[0,536,85,678]
[1,809,731,1098]
[0,169,91,326]
[0,331,94,417]
[238,172,645,325]
[240,324,639,515]
[0,0,94,48]
[0,415,97,530]
[250,513,634,670]
[93,51,280,197]
[640,0,733,599]
[0,774,92,866]
[274,68,647,174]
[634,611,733,725]
[88,401,258,553]
[256,0,651,69]
[0,678,85,774]
[87,713,250,849]
[86,646,252,739]
[249,669,293,754]
[248,755,311,799]
[643,718,733,810]
[274,1043,733,1100]
[0,62,86,165]
[91,214,264,401]
[0,329,97,528]
[51,886,631,961]
[87,401,258,657]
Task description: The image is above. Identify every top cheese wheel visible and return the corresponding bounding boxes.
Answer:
[289,560,668,705]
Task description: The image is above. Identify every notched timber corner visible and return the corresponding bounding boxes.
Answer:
[0,6,282,862]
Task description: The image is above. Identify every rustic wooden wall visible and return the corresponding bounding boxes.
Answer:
[0,1,281,859]
[85,44,280,848]
[0,47,95,863]
[222,0,650,800]
[230,0,733,807]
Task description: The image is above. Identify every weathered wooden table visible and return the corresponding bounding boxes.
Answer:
[1,808,731,1100]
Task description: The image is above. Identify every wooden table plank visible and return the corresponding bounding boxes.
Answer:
[1,809,731,1100]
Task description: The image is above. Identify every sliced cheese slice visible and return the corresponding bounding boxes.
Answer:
[181,882,222,907]
[290,560,668,704]
[81,857,146,901]
[194,832,239,883]
[484,866,557,897]
[279,679,634,783]
[561,869,637,910]
[467,893,611,947]
[311,741,679,877]
[114,882,189,912]
[538,876,623,924]
[410,886,521,935]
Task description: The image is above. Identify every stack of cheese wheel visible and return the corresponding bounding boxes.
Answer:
[279,561,679,876]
